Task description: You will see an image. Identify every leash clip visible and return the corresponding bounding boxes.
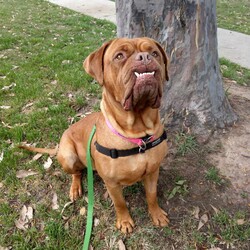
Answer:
[139,140,147,153]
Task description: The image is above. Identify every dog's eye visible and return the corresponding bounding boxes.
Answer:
[115,53,124,60]
[152,51,158,57]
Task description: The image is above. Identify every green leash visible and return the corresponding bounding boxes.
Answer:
[82,125,96,250]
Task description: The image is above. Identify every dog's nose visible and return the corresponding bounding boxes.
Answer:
[135,52,151,64]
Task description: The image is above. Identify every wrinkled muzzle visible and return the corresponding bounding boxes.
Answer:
[123,71,162,112]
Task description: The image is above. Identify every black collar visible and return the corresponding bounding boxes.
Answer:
[95,130,167,159]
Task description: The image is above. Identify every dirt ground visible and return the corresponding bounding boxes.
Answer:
[159,79,250,221]
[209,79,250,205]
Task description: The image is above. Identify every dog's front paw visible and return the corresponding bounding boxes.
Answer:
[69,175,83,201]
[150,207,169,227]
[69,183,82,201]
[116,215,135,234]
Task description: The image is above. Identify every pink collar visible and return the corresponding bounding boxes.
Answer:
[105,119,155,147]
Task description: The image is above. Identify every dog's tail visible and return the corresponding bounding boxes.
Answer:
[18,145,58,157]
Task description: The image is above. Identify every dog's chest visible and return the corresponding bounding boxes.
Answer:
[95,142,167,186]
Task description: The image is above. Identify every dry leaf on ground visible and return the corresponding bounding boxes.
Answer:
[1,83,16,91]
[22,102,34,112]
[236,219,245,225]
[210,204,220,215]
[44,157,53,169]
[0,151,3,163]
[198,213,209,230]
[0,106,11,109]
[94,218,100,227]
[16,169,38,179]
[0,246,12,250]
[52,192,59,210]
[193,206,200,219]
[118,239,126,250]
[60,201,73,216]
[15,205,33,231]
[80,207,86,216]
[32,153,43,161]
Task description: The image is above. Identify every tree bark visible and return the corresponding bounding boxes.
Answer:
[116,0,238,142]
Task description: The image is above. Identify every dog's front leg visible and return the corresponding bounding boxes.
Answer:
[105,183,135,233]
[143,169,169,227]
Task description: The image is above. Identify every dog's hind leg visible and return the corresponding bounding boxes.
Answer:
[57,139,85,201]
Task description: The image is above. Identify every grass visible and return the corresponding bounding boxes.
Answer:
[220,58,250,86]
[0,0,250,250]
[217,0,250,35]
[217,0,250,86]
[205,167,224,185]
[175,132,198,156]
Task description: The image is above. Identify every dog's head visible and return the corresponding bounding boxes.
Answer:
[83,37,168,112]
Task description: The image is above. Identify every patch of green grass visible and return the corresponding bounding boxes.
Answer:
[217,0,250,35]
[212,210,250,244]
[205,166,223,185]
[0,0,115,248]
[220,58,250,86]
[175,132,198,156]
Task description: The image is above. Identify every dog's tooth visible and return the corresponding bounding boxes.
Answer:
[134,72,139,77]
[135,71,155,78]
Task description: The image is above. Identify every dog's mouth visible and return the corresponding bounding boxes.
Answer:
[134,71,155,78]
[123,69,162,112]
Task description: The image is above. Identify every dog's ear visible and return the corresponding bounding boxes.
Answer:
[83,40,113,85]
[154,41,169,81]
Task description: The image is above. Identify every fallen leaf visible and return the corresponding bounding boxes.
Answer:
[44,157,53,169]
[84,196,88,203]
[12,65,19,70]
[26,206,33,220]
[0,246,12,250]
[208,248,222,250]
[22,102,33,111]
[1,121,12,128]
[32,153,43,161]
[198,213,209,230]
[0,182,3,188]
[60,201,73,216]
[193,206,200,219]
[62,60,71,65]
[210,204,220,215]
[118,239,126,250]
[15,205,33,231]
[16,170,38,179]
[64,221,69,230]
[15,219,27,231]
[94,218,100,227]
[19,205,27,221]
[52,192,59,210]
[0,151,3,163]
[1,82,16,91]
[80,207,86,216]
[236,219,245,225]
[0,106,11,109]
[51,80,57,85]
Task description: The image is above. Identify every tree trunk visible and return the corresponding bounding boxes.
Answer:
[116,0,238,142]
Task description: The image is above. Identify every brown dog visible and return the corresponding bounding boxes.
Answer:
[20,37,169,233]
